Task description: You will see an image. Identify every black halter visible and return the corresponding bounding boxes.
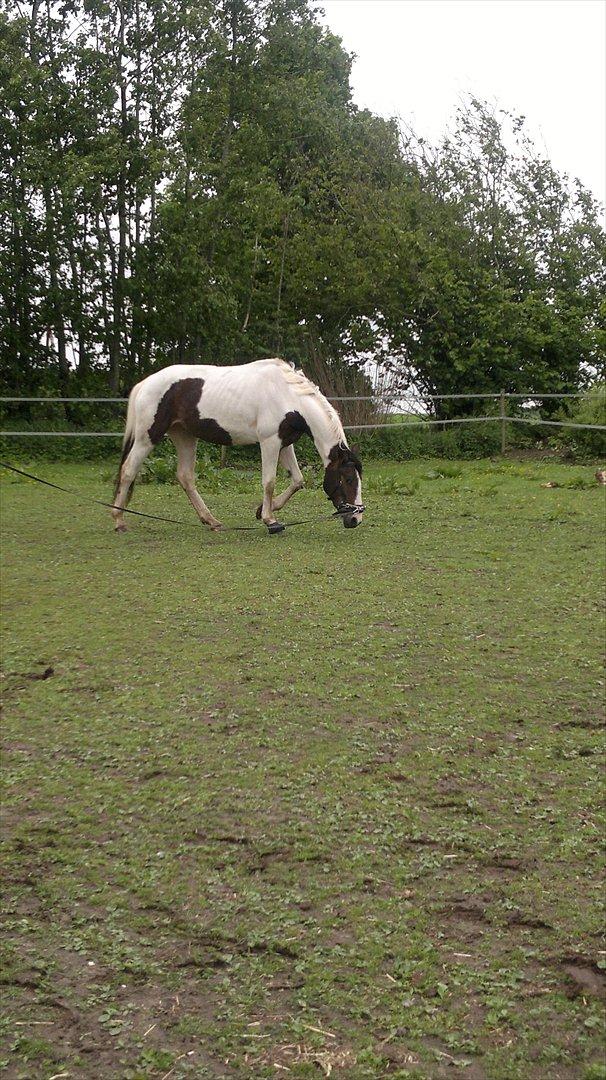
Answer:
[333,502,366,516]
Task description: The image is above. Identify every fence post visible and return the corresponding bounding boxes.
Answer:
[500,389,507,454]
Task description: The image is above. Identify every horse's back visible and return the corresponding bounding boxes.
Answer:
[137,359,282,395]
[132,360,287,446]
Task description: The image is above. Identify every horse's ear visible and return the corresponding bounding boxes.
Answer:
[349,446,362,473]
[328,444,347,466]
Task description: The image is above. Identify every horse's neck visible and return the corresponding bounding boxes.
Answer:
[297,395,346,464]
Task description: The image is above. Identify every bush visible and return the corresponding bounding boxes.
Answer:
[557,384,606,461]
[0,399,125,462]
[368,474,419,496]
[4,394,602,465]
[350,418,503,460]
[0,432,121,463]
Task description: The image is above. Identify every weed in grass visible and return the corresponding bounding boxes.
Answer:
[369,474,419,497]
[585,1064,606,1080]
[422,464,464,480]
[551,476,597,491]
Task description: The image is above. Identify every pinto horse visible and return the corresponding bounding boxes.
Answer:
[112,358,363,533]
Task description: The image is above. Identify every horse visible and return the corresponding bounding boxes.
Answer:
[112,358,364,534]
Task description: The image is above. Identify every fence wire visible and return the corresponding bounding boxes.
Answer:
[0,392,588,403]
[0,392,604,437]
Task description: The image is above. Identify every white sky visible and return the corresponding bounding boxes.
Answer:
[318,0,606,207]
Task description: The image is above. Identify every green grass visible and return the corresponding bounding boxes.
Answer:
[1,457,605,1079]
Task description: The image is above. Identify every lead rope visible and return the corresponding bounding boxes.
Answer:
[0,462,362,533]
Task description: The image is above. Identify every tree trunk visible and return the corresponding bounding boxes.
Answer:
[208,2,239,267]
[43,184,69,389]
[110,0,129,393]
[274,213,290,355]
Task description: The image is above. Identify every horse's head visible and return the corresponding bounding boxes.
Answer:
[323,444,364,528]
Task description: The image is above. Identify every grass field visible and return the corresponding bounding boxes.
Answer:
[1,456,605,1079]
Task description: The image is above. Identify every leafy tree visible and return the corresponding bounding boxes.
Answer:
[0,5,603,413]
[379,100,606,413]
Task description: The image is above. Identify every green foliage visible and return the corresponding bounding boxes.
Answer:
[353,419,503,461]
[584,1064,606,1080]
[138,454,178,485]
[367,473,419,496]
[136,449,255,495]
[377,101,606,410]
[1,4,603,411]
[557,384,606,460]
[422,464,463,479]
[553,476,599,490]
[0,434,121,463]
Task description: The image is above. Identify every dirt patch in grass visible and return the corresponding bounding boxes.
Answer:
[561,957,606,999]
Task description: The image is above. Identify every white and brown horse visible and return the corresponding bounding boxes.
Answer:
[112,358,363,533]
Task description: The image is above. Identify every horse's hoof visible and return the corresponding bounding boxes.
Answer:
[267,521,285,535]
[210,523,224,533]
[114,523,127,533]
[255,504,263,520]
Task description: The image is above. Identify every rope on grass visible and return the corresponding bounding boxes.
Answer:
[0,461,350,534]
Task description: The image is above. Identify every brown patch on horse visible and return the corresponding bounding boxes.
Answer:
[191,418,232,445]
[113,434,134,501]
[278,410,312,446]
[327,443,362,474]
[148,378,232,446]
[323,443,362,505]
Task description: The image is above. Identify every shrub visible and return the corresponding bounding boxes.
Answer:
[368,474,419,496]
[4,392,601,465]
[557,384,606,461]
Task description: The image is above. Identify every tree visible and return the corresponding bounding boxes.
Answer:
[1,7,604,409]
[379,100,606,413]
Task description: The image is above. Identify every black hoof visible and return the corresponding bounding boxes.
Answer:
[267,521,285,535]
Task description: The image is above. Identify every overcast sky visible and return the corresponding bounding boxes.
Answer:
[318,0,605,207]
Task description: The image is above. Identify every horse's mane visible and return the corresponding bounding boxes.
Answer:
[262,358,345,443]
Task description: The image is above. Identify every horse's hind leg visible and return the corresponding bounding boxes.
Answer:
[168,426,223,531]
[112,437,153,531]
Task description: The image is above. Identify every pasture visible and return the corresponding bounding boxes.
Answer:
[1,457,605,1079]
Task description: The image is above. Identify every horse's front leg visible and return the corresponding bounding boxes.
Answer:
[266,445,305,516]
[259,436,283,530]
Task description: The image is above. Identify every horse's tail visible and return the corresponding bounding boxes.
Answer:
[114,381,142,500]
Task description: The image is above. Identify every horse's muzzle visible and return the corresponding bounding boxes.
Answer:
[334,502,364,528]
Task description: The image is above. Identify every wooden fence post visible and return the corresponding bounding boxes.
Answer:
[500,389,507,454]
